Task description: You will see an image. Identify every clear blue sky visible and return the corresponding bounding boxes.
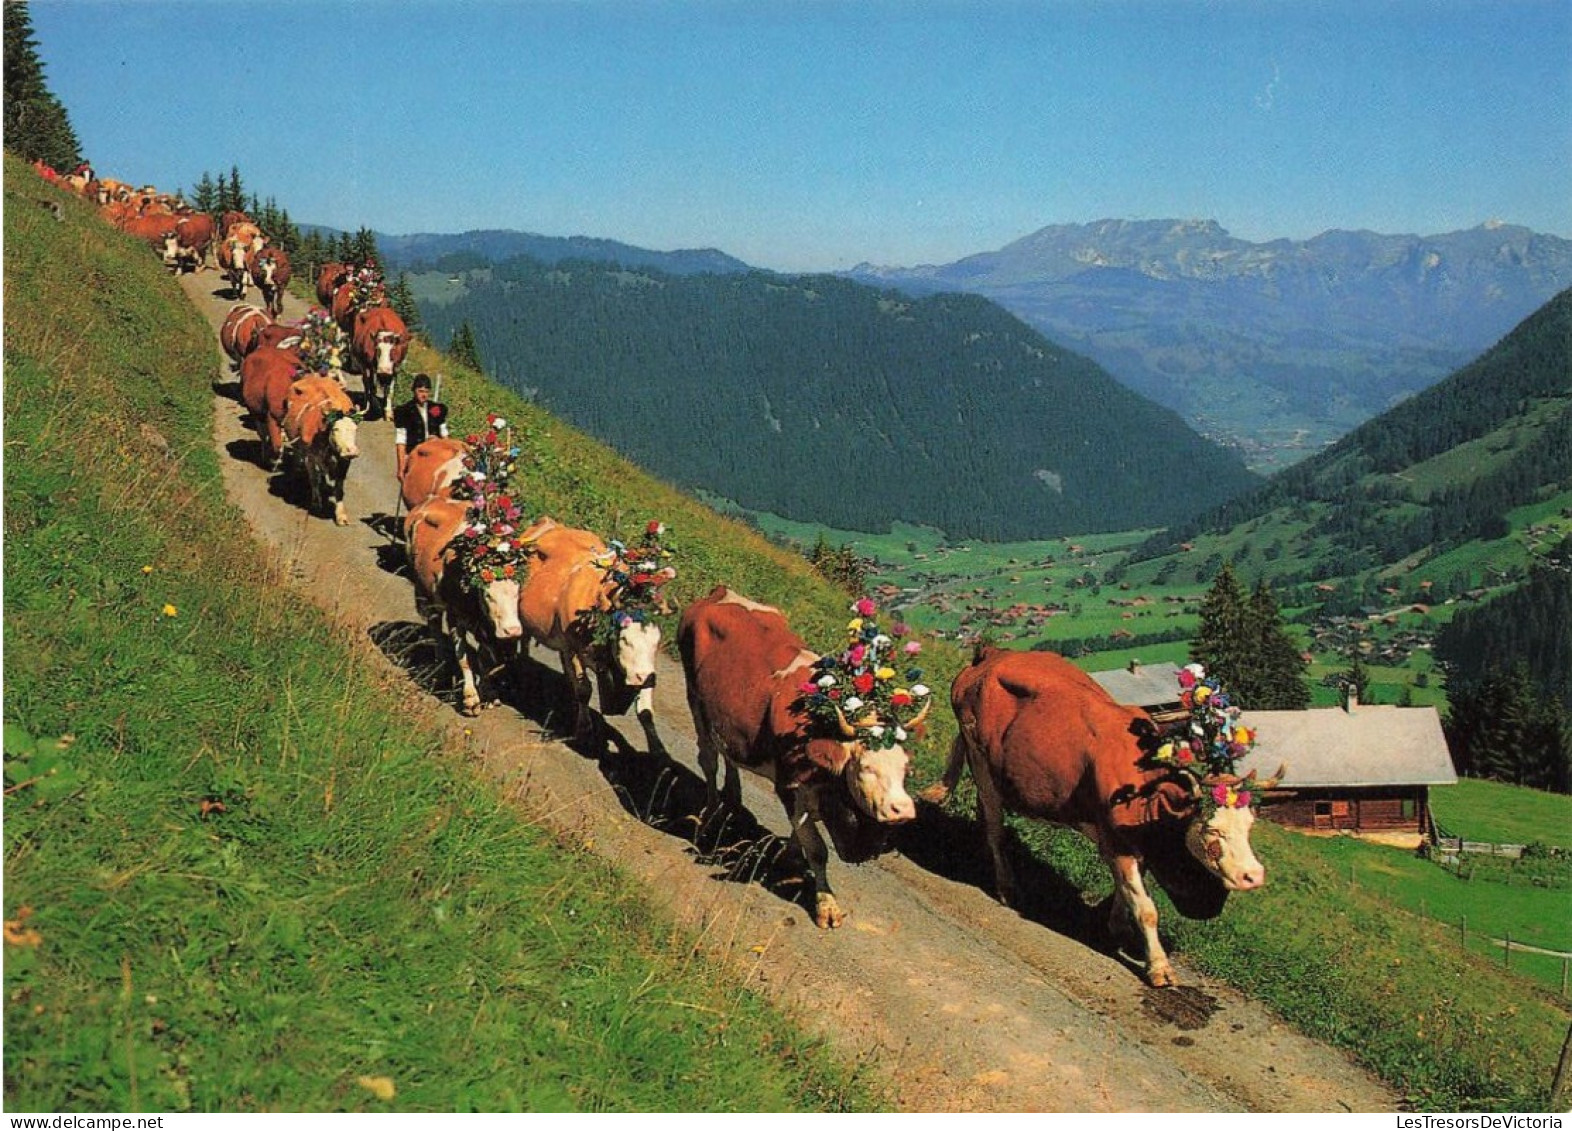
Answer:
[29,0,1572,273]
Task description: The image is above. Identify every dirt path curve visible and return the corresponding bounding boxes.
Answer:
[181,270,1398,1113]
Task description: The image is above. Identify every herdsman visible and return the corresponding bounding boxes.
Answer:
[393,374,449,484]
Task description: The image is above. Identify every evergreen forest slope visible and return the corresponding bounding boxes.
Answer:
[411,256,1260,541]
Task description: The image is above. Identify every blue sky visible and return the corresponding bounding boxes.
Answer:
[29,0,1572,272]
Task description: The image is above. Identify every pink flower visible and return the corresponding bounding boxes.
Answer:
[904,641,922,655]
[855,597,877,617]
[847,643,867,666]
[1212,783,1231,807]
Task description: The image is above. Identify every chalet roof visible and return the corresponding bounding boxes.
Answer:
[1236,704,1458,789]
[1089,661,1185,709]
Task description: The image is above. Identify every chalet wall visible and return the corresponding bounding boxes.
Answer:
[1261,786,1429,834]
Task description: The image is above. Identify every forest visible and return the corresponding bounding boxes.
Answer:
[414,255,1260,541]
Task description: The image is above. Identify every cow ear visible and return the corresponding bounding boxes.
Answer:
[803,736,853,777]
[1108,778,1197,829]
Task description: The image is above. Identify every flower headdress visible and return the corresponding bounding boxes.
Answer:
[296,306,345,376]
[796,598,932,750]
[344,265,386,312]
[1143,664,1276,809]
[587,521,677,654]
[448,414,527,592]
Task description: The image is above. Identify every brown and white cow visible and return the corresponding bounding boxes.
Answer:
[217,236,251,300]
[238,343,302,469]
[315,262,351,308]
[404,497,524,716]
[282,375,360,526]
[399,437,470,511]
[350,305,408,420]
[679,586,919,927]
[173,212,214,273]
[927,646,1271,986]
[251,245,292,318]
[514,518,667,754]
[219,304,273,368]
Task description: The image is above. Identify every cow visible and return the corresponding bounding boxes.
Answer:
[217,236,251,300]
[404,497,524,716]
[678,586,920,928]
[399,437,470,511]
[219,304,273,368]
[316,262,351,308]
[514,518,667,754]
[349,305,408,420]
[115,213,178,265]
[282,375,360,525]
[238,343,302,469]
[173,212,214,273]
[251,246,292,317]
[331,276,386,335]
[925,647,1273,987]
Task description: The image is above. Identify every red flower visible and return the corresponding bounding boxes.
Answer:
[429,404,444,419]
[853,672,875,695]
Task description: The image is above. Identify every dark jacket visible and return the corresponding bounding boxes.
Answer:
[393,398,449,447]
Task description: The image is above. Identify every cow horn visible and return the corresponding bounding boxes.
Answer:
[907,697,932,731]
[1254,763,1288,791]
[831,704,859,739]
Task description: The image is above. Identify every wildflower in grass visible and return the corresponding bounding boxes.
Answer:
[162,603,178,617]
[141,565,153,575]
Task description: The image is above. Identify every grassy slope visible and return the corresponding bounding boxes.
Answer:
[8,154,1568,1112]
[2,157,877,1113]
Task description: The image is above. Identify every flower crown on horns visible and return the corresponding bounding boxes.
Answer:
[1141,663,1280,809]
[296,306,345,376]
[587,521,677,652]
[796,598,932,750]
[448,413,527,592]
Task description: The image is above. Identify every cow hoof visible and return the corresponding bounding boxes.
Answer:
[1146,964,1178,988]
[813,893,844,929]
[461,701,481,718]
[334,511,350,527]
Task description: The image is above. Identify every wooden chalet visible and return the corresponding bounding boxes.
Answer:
[1234,697,1457,838]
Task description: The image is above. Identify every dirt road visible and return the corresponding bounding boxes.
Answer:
[182,270,1398,1113]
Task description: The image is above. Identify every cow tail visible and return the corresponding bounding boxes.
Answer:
[918,731,969,805]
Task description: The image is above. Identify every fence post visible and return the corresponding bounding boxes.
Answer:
[1562,958,1569,999]
[1460,915,1467,948]
[1551,1021,1572,1112]
[1504,932,1511,968]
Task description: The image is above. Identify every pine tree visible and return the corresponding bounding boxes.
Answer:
[1342,654,1371,706]
[4,2,83,171]
[1244,579,1310,709]
[191,171,219,216]
[351,227,381,269]
[389,273,422,332]
[1192,561,1249,690]
[449,321,482,372]
[224,167,245,215]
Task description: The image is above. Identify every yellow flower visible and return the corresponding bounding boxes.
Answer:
[162,604,178,617]
[1156,741,1176,761]
[141,565,154,575]
[1194,685,1212,703]
[847,618,864,632]
[875,667,895,680]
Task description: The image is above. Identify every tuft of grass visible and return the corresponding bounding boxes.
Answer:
[3,154,879,1114]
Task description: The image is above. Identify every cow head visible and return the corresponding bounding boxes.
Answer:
[255,255,277,287]
[479,578,524,641]
[600,614,662,709]
[160,233,178,265]
[374,330,402,375]
[1184,799,1264,891]
[327,413,360,461]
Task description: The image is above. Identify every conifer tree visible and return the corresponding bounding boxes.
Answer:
[1192,561,1249,689]
[1244,579,1311,709]
[4,2,82,171]
[1342,653,1371,706]
[449,321,482,372]
[191,171,219,216]
[389,273,422,332]
[351,227,381,269]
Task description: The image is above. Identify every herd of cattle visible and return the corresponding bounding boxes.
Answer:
[71,159,1277,986]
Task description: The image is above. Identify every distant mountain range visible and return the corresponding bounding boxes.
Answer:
[843,220,1572,471]
[407,255,1260,541]
[375,229,750,277]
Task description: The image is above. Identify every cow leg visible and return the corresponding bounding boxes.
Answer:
[787,795,843,928]
[1105,853,1175,987]
[448,617,482,717]
[965,736,1018,907]
[634,685,665,757]
[560,652,597,744]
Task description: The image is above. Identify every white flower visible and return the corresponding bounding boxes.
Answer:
[872,634,891,648]
[894,726,908,742]
[817,674,836,688]
[496,542,511,554]
[911,684,930,698]
[844,697,864,713]
[492,416,508,430]
[469,523,488,535]
[868,724,885,738]
[470,470,488,481]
